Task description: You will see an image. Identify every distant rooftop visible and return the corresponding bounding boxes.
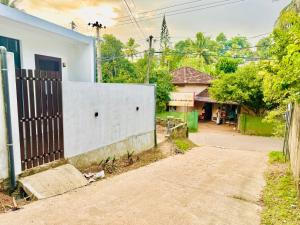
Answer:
[171,67,213,85]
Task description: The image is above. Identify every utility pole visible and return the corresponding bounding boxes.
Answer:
[88,21,106,83]
[146,35,154,84]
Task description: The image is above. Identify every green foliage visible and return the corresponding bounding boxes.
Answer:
[256,36,273,59]
[215,57,240,74]
[102,58,138,83]
[0,0,18,7]
[261,10,300,134]
[101,34,124,60]
[174,138,196,154]
[218,35,254,59]
[210,63,265,114]
[261,156,300,225]
[149,68,174,112]
[160,15,170,50]
[124,38,139,61]
[269,151,285,164]
[239,114,277,137]
[99,34,174,113]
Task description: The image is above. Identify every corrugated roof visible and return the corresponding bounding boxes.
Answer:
[171,67,213,85]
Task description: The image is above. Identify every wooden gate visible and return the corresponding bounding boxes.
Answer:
[16,69,64,170]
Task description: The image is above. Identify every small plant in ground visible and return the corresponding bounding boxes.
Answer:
[268,151,286,164]
[99,157,111,171]
[107,155,117,174]
[127,150,135,165]
[98,156,118,174]
[173,138,196,154]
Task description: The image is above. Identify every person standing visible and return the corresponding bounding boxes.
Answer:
[216,107,221,125]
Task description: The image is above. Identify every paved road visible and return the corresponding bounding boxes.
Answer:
[0,127,282,225]
[190,123,283,152]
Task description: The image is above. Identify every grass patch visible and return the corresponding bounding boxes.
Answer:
[261,152,300,225]
[239,114,275,137]
[269,151,286,164]
[174,138,197,154]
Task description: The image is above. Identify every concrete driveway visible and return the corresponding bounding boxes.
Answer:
[0,124,283,225]
[190,122,283,152]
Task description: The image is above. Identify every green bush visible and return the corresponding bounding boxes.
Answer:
[174,138,197,154]
[269,151,286,164]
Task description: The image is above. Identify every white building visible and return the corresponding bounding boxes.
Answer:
[0,3,95,82]
[0,5,155,185]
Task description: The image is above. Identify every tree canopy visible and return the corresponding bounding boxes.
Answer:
[210,63,265,114]
[97,4,299,121]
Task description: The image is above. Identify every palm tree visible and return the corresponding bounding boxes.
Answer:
[191,32,215,64]
[0,0,19,8]
[124,38,139,62]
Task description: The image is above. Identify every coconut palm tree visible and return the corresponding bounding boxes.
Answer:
[0,0,19,8]
[124,38,139,62]
[191,32,215,64]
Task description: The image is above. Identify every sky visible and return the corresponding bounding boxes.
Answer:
[16,0,291,49]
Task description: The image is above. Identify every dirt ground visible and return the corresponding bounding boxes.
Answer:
[0,192,28,213]
[0,192,14,213]
[0,124,283,225]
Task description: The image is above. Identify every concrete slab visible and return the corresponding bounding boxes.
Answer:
[19,164,88,200]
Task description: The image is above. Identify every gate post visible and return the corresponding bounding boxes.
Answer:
[0,49,21,188]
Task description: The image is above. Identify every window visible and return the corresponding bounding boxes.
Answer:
[35,54,62,72]
[0,35,21,69]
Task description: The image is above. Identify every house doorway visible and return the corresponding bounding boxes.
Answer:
[35,54,62,72]
[204,103,212,121]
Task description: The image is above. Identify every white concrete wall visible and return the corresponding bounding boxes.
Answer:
[0,53,21,180]
[0,16,95,82]
[63,82,155,158]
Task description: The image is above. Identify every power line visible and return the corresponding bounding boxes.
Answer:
[154,51,276,61]
[116,0,206,21]
[247,32,271,39]
[118,0,233,24]
[166,32,271,40]
[121,0,147,47]
[134,32,272,44]
[115,0,245,27]
[100,43,274,62]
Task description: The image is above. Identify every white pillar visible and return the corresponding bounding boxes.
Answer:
[0,56,8,180]
[6,53,21,176]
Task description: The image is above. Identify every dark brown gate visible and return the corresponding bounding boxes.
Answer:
[16,69,64,170]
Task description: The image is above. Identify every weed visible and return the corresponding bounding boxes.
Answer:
[127,150,135,165]
[173,138,196,154]
[269,151,286,164]
[261,153,300,225]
